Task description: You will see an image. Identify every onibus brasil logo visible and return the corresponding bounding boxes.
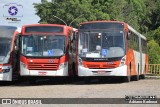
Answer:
[3,3,23,17]
[3,3,23,22]
[8,6,18,16]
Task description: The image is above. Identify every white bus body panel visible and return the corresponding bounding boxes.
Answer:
[133,51,140,75]
[78,65,127,76]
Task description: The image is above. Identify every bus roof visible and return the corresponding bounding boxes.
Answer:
[0,25,21,37]
[0,25,17,29]
[80,20,125,25]
[22,24,70,28]
[21,24,76,35]
[0,25,21,31]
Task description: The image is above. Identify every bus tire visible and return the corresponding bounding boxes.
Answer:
[124,75,131,82]
[132,75,139,81]
[141,65,146,79]
[133,64,139,81]
[124,63,131,82]
[140,75,145,79]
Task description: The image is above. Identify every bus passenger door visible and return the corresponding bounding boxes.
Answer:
[68,30,72,75]
[12,34,20,79]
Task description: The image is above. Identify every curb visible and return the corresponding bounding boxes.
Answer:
[145,76,160,79]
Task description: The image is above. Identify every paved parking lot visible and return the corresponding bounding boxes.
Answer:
[0,78,159,107]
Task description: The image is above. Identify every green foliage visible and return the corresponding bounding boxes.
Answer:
[143,0,160,31]
[147,40,160,64]
[34,0,160,63]
[34,0,110,27]
[152,27,160,46]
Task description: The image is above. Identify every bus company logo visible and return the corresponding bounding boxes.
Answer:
[106,62,114,64]
[48,59,54,63]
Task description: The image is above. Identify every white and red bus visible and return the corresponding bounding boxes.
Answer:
[0,26,21,81]
[73,21,148,82]
[19,24,76,83]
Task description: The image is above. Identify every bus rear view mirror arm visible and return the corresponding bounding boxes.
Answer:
[127,32,131,40]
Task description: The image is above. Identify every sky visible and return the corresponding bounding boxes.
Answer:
[0,0,45,27]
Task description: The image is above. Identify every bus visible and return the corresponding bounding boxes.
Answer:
[0,26,21,81]
[19,24,76,83]
[73,21,148,82]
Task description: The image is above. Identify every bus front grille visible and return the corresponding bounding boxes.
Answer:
[87,64,100,69]
[86,64,117,69]
[102,64,117,68]
[28,62,58,70]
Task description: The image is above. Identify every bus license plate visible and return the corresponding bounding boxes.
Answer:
[38,71,47,75]
[98,70,105,74]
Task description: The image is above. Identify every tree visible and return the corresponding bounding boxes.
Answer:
[34,0,160,63]
[34,0,110,27]
[152,27,160,46]
[147,40,160,64]
[142,0,160,32]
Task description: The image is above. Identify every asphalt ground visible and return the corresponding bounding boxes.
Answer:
[0,78,159,107]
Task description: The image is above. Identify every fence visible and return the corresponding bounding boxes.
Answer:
[148,64,160,76]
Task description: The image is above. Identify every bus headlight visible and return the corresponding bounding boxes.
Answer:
[59,62,67,69]
[78,57,84,67]
[20,62,27,68]
[119,56,126,67]
[2,66,11,73]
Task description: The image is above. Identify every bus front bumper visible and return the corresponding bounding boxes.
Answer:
[78,65,127,76]
[20,62,69,76]
[0,66,12,81]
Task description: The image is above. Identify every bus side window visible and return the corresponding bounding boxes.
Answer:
[142,39,147,53]
[128,31,139,52]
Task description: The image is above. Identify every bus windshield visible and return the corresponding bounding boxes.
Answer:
[78,30,125,58]
[0,38,12,63]
[0,26,17,64]
[21,35,66,57]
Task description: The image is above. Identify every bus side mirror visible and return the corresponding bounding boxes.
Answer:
[15,46,18,51]
[68,35,71,42]
[127,32,131,40]
[75,32,78,40]
[73,31,78,40]
[14,35,20,52]
[73,33,76,40]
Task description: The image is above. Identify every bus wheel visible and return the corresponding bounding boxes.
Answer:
[124,75,131,82]
[133,65,139,81]
[124,64,131,82]
[141,65,146,79]
[140,75,145,79]
[132,75,139,81]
